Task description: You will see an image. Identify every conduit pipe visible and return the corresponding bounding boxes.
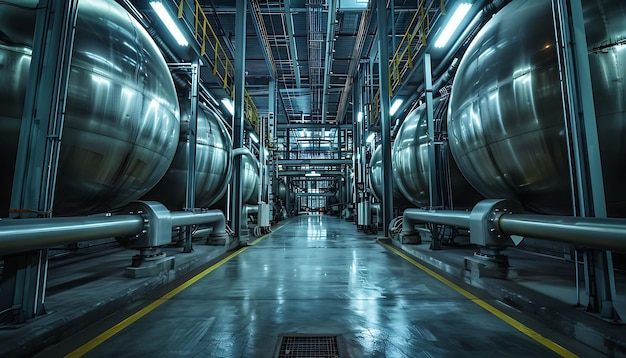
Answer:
[0,205,229,256]
[402,208,471,231]
[0,215,144,256]
[171,210,226,236]
[401,202,626,251]
[232,147,259,171]
[497,215,626,251]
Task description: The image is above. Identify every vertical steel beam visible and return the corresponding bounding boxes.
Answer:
[377,0,393,237]
[1,0,78,323]
[424,53,440,249]
[231,0,247,239]
[184,59,200,253]
[269,79,277,208]
[553,0,619,320]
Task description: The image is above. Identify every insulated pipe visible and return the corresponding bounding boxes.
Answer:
[0,215,144,256]
[497,215,626,251]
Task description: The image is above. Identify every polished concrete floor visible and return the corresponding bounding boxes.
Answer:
[37,215,602,357]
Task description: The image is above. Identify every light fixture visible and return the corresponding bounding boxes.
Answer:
[366,133,376,143]
[249,132,259,143]
[390,99,403,115]
[357,111,363,122]
[305,171,321,177]
[434,3,472,48]
[221,98,234,115]
[150,1,189,46]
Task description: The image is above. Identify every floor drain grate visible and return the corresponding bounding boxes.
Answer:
[276,335,340,358]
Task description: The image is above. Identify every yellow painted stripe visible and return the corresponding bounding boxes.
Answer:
[381,243,578,358]
[66,233,272,357]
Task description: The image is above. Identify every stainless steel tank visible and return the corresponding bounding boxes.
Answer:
[369,145,412,208]
[143,102,232,209]
[0,0,179,216]
[448,0,626,216]
[241,149,260,205]
[392,100,481,208]
[278,182,292,205]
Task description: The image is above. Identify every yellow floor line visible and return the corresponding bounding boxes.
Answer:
[381,242,578,358]
[66,232,272,357]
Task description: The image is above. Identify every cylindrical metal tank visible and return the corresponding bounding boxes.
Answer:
[0,0,179,216]
[369,145,412,208]
[392,100,482,208]
[448,0,626,216]
[241,150,260,205]
[278,182,295,205]
[143,102,232,209]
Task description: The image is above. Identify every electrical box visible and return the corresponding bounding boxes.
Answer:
[258,202,270,227]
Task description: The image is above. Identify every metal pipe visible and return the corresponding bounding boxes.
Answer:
[402,208,471,229]
[192,227,213,239]
[498,214,626,251]
[0,215,144,256]
[170,210,226,234]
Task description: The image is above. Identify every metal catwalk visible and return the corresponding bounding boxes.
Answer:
[39,215,598,357]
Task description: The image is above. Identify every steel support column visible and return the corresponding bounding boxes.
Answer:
[424,53,441,249]
[1,0,78,324]
[377,0,393,237]
[553,0,619,320]
[231,0,247,240]
[184,59,200,253]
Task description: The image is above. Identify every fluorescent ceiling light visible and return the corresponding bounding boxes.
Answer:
[357,111,363,122]
[434,3,472,48]
[150,1,189,46]
[221,98,234,115]
[305,171,321,177]
[390,99,403,115]
[366,133,376,143]
[249,132,259,143]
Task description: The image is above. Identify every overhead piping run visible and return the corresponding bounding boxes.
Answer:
[321,0,338,124]
[285,0,301,88]
[336,2,373,124]
[250,0,277,79]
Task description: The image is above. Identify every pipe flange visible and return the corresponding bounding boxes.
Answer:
[487,202,519,242]
[470,199,524,247]
[118,201,172,248]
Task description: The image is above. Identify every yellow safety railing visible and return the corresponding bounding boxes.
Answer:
[177,0,259,127]
[369,0,444,125]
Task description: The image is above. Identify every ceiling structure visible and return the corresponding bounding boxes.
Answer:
[127,0,495,191]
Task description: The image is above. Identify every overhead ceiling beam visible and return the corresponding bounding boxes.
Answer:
[249,0,277,79]
[277,123,351,130]
[296,192,338,197]
[321,0,338,124]
[284,1,301,88]
[278,159,352,165]
[336,4,372,123]
[278,171,344,176]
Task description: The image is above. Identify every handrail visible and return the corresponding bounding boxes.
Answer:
[369,1,443,125]
[176,0,259,127]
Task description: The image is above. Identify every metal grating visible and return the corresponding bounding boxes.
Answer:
[276,335,340,358]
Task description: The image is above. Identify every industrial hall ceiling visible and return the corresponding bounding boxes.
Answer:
[127,0,490,137]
